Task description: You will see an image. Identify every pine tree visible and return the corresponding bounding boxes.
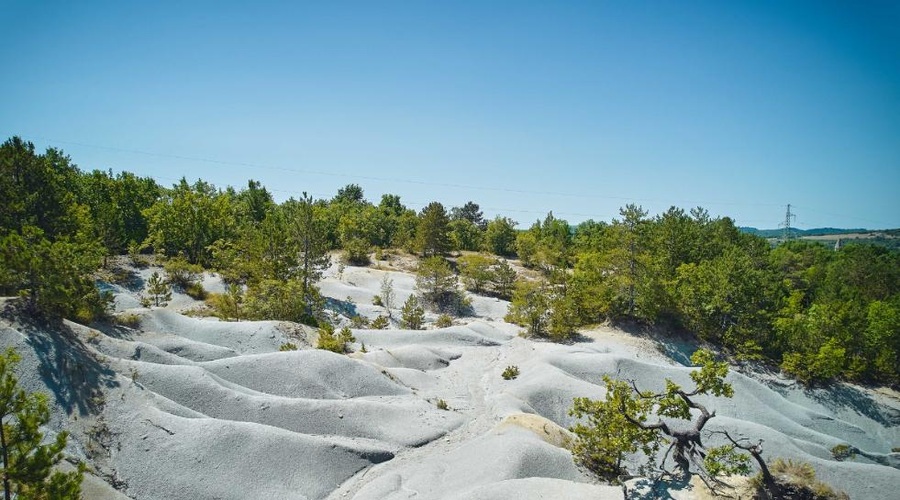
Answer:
[288,193,331,320]
[146,271,171,307]
[0,349,83,500]
[400,295,425,330]
[416,202,451,257]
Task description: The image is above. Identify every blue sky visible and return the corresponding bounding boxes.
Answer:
[2,1,898,229]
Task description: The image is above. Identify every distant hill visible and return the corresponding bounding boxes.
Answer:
[740,227,900,251]
[740,227,868,238]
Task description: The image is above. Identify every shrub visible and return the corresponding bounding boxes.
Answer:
[185,282,207,300]
[502,365,520,380]
[756,459,848,500]
[415,256,463,313]
[830,444,856,461]
[316,324,356,354]
[350,315,370,328]
[279,342,298,351]
[458,253,496,294]
[436,399,449,411]
[372,295,383,306]
[163,255,203,290]
[371,315,389,330]
[207,283,244,321]
[435,314,453,328]
[115,313,141,328]
[489,259,518,299]
[128,241,149,268]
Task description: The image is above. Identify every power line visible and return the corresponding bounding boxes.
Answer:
[24,135,784,209]
[19,135,892,227]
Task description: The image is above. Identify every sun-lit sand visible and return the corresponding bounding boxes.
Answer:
[0,258,897,499]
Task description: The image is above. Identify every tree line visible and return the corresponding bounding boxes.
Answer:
[1,136,897,386]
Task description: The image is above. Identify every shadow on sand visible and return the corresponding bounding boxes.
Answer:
[3,304,120,416]
[803,383,900,428]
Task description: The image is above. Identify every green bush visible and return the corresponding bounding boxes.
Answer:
[502,365,520,380]
[435,314,453,328]
[755,459,848,499]
[115,313,141,328]
[436,399,449,411]
[185,282,207,300]
[316,324,356,354]
[350,315,370,328]
[163,255,203,290]
[279,342,298,351]
[371,315,389,330]
[830,444,856,461]
[372,295,383,306]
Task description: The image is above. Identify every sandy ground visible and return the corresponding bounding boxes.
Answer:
[0,257,897,499]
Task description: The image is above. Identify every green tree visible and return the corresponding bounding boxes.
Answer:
[0,227,109,322]
[146,272,172,307]
[400,295,425,330]
[570,350,753,489]
[416,202,451,257]
[415,257,460,312]
[864,299,900,383]
[235,179,274,225]
[515,213,571,274]
[603,204,653,319]
[0,137,86,239]
[449,219,483,252]
[338,206,376,265]
[316,324,356,353]
[285,193,331,320]
[457,254,496,294]
[483,217,518,257]
[489,259,518,300]
[333,184,365,205]
[143,178,235,266]
[0,349,83,500]
[244,279,320,324]
[210,283,244,321]
[450,201,485,229]
[505,281,551,337]
[676,246,775,357]
[80,170,160,257]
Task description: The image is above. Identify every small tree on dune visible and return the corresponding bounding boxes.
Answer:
[0,349,83,500]
[569,349,759,493]
[400,295,425,330]
[146,271,171,307]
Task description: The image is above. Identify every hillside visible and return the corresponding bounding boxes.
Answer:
[0,257,898,499]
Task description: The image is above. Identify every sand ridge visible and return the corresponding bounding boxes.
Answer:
[0,260,897,499]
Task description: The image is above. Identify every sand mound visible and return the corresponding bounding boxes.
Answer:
[201,350,410,399]
[355,345,461,371]
[353,427,595,499]
[2,260,897,499]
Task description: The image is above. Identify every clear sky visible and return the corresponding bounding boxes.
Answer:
[2,0,898,229]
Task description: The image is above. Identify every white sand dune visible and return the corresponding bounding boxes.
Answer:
[0,261,898,499]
